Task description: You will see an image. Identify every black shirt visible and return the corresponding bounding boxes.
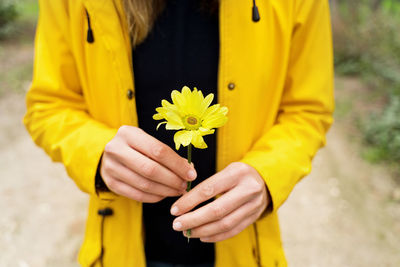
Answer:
[133,0,219,264]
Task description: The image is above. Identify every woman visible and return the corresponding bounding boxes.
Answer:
[24,0,334,266]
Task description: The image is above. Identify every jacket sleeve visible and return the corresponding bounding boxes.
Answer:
[23,0,117,195]
[241,0,334,211]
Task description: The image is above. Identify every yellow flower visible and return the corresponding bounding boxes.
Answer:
[153,86,228,150]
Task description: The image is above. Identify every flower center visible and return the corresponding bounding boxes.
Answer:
[187,117,198,125]
[183,115,201,130]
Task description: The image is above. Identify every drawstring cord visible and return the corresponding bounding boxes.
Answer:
[252,0,260,22]
[91,208,113,267]
[85,9,95,43]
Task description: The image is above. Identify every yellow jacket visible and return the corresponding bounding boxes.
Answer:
[24,0,334,266]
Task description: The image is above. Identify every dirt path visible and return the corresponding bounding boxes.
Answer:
[0,85,399,266]
[279,124,400,266]
[0,93,87,267]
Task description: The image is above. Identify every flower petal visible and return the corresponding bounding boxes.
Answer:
[200,93,214,116]
[202,104,220,119]
[199,127,215,136]
[174,130,193,150]
[171,90,183,107]
[202,115,228,129]
[202,104,229,129]
[171,90,189,115]
[220,106,228,115]
[189,88,203,116]
[182,86,192,97]
[166,122,184,130]
[153,113,164,120]
[156,121,167,130]
[163,111,184,128]
[191,132,208,149]
[161,99,173,107]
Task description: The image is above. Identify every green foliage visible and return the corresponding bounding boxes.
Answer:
[0,1,18,39]
[333,0,400,167]
[363,98,400,163]
[17,0,39,22]
[333,1,400,78]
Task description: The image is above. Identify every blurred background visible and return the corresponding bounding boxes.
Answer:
[0,0,399,266]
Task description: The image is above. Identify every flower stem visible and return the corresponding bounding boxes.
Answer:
[186,144,192,242]
[186,144,192,192]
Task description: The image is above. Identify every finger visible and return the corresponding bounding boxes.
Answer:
[121,126,197,181]
[106,176,164,203]
[105,159,186,197]
[109,143,188,191]
[179,198,259,237]
[198,213,259,243]
[171,168,236,216]
[185,202,258,238]
[172,184,255,230]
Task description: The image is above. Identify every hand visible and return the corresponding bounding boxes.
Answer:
[170,162,269,242]
[100,126,197,203]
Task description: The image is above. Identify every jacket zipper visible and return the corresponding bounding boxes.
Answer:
[253,223,261,267]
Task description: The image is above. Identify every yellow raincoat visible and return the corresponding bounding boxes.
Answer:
[24,0,334,266]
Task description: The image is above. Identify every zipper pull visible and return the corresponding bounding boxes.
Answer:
[85,9,95,43]
[252,0,261,22]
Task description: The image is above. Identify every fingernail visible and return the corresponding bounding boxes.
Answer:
[188,169,197,181]
[201,237,210,242]
[173,221,182,230]
[181,182,187,189]
[171,206,179,215]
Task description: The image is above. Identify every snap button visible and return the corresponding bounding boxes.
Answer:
[228,83,235,90]
[127,89,134,100]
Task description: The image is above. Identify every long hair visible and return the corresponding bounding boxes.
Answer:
[123,0,219,47]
